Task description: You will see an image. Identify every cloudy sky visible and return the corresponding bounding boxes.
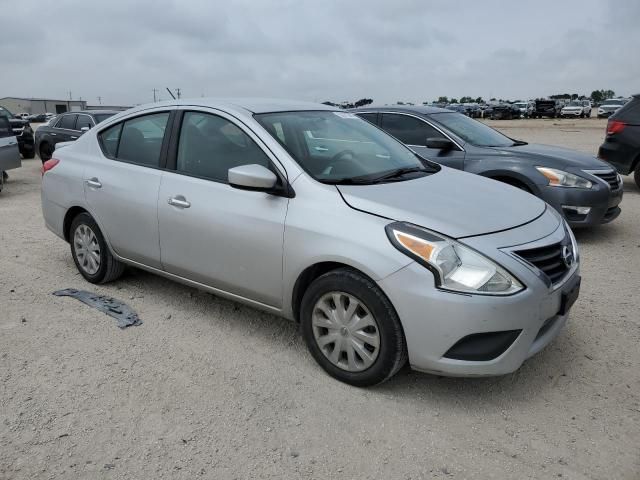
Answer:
[1,0,637,106]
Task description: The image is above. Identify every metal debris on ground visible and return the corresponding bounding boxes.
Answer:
[52,288,143,329]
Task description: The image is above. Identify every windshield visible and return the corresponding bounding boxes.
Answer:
[254,111,436,184]
[94,113,115,124]
[568,101,581,106]
[602,99,622,105]
[514,103,527,108]
[431,112,514,147]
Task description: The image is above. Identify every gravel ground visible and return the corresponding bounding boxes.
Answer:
[1,118,639,479]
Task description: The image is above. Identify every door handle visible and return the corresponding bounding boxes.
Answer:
[86,178,102,188]
[70,136,78,139]
[51,133,57,136]
[168,196,191,209]
[314,146,329,152]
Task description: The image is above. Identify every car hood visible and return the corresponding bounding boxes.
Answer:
[562,106,582,110]
[599,105,622,110]
[486,143,609,169]
[337,167,547,239]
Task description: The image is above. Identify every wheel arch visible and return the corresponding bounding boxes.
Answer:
[63,206,89,242]
[481,169,539,194]
[291,261,380,323]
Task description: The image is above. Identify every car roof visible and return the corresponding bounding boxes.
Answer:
[350,105,451,115]
[123,98,335,116]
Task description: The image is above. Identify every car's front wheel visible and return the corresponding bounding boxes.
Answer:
[300,268,407,386]
[70,212,125,284]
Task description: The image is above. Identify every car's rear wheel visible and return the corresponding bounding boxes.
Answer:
[300,268,407,386]
[70,212,125,284]
[22,150,35,159]
[39,142,53,162]
[634,163,640,189]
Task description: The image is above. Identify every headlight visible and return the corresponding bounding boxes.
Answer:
[536,167,592,188]
[385,222,524,296]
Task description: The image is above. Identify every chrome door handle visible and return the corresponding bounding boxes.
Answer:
[168,196,191,208]
[86,178,102,188]
[70,136,78,139]
[7,141,17,146]
[314,146,329,152]
[51,133,57,136]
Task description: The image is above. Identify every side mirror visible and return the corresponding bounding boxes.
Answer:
[228,164,277,192]
[425,137,454,151]
[80,126,90,132]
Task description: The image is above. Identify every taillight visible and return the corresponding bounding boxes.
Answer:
[41,158,60,176]
[607,120,626,135]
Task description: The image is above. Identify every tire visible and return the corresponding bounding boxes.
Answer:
[39,142,53,162]
[0,170,4,193]
[300,268,407,387]
[70,212,125,284]
[22,150,35,159]
[634,164,640,189]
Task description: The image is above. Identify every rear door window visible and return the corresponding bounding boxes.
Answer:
[356,112,378,124]
[97,112,170,167]
[117,113,170,167]
[57,114,77,130]
[75,115,94,131]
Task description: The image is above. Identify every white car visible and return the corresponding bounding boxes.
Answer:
[597,98,628,118]
[513,102,534,118]
[16,113,30,120]
[561,101,591,118]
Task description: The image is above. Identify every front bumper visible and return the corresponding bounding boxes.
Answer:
[538,178,623,227]
[561,110,582,117]
[379,214,579,377]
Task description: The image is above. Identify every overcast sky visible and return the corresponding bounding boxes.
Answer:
[1,0,637,106]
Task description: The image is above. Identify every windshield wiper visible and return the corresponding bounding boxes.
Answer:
[511,140,528,146]
[366,166,428,183]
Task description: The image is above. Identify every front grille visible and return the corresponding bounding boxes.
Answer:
[591,170,621,190]
[515,241,570,284]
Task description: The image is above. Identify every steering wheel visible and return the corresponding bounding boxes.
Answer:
[326,149,358,176]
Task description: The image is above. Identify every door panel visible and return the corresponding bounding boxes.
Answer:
[158,173,287,306]
[84,160,163,268]
[84,111,172,268]
[158,109,288,307]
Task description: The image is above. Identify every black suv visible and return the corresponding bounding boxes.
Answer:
[598,94,640,187]
[533,100,562,118]
[35,110,118,162]
[0,106,35,158]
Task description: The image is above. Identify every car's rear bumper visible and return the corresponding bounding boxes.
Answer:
[598,139,638,175]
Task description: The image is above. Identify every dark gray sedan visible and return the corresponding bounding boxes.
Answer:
[351,106,623,227]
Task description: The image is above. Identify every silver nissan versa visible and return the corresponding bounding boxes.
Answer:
[41,99,581,386]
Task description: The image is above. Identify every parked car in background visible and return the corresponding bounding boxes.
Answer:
[0,106,35,159]
[597,98,629,118]
[561,100,591,118]
[28,113,48,123]
[598,94,640,187]
[42,98,581,386]
[35,110,118,162]
[15,113,30,120]
[533,100,563,118]
[489,103,520,120]
[351,105,623,226]
[0,115,21,192]
[513,102,534,118]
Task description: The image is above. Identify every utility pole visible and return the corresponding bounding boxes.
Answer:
[153,88,158,102]
[98,96,102,105]
[175,88,181,99]
[68,91,72,101]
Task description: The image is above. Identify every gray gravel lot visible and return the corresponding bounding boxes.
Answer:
[1,118,639,479]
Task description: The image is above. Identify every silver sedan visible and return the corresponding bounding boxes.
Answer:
[41,99,580,386]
